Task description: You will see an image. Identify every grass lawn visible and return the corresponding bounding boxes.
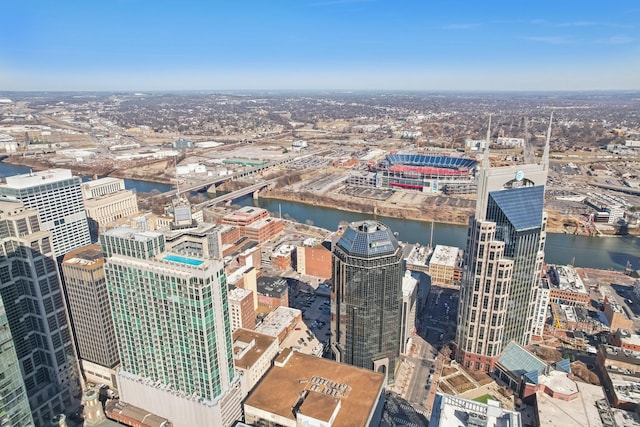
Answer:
[473,394,493,404]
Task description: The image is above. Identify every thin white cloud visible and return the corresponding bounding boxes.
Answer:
[442,23,480,30]
[530,19,633,29]
[556,21,597,27]
[311,0,374,6]
[596,35,634,44]
[524,36,573,45]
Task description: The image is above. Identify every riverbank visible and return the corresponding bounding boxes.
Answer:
[260,188,471,227]
[258,187,639,236]
[2,156,175,185]
[4,155,637,237]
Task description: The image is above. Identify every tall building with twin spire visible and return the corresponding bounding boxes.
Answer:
[455,116,552,371]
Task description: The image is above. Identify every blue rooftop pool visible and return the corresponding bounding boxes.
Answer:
[163,254,204,266]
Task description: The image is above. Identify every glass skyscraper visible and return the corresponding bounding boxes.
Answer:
[101,227,242,427]
[0,198,81,425]
[0,295,34,427]
[455,118,550,372]
[331,220,403,384]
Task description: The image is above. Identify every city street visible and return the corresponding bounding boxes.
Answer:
[398,285,460,412]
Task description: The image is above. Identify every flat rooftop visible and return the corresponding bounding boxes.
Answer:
[102,226,161,241]
[245,216,282,230]
[244,349,384,427]
[538,370,578,397]
[257,276,288,298]
[83,177,122,187]
[404,244,431,268]
[1,168,74,189]
[228,286,253,302]
[609,372,640,404]
[255,306,301,338]
[278,320,323,357]
[227,266,253,286]
[535,381,608,427]
[429,245,460,268]
[63,244,104,268]
[601,345,640,371]
[105,400,170,427]
[232,328,277,370]
[430,393,521,427]
[621,333,640,348]
[223,206,268,220]
[548,265,589,295]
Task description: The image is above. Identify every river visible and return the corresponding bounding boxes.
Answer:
[233,197,640,272]
[1,161,638,271]
[0,161,174,194]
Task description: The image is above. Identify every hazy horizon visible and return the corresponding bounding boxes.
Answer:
[2,1,639,92]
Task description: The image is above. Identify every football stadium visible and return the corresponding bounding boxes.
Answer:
[369,154,479,194]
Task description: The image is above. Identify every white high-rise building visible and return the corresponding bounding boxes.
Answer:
[0,168,91,256]
[81,177,138,229]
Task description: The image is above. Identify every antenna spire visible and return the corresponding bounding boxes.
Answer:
[483,114,491,169]
[429,220,434,250]
[542,111,553,170]
[175,156,180,197]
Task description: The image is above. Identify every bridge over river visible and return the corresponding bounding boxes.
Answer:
[153,151,319,199]
[193,179,277,209]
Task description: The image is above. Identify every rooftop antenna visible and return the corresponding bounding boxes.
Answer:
[429,220,434,250]
[523,117,536,164]
[174,156,180,198]
[483,114,491,169]
[542,111,553,171]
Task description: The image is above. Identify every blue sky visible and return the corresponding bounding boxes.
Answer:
[1,1,638,91]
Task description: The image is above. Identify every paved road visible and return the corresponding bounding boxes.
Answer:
[398,285,460,415]
[403,336,434,406]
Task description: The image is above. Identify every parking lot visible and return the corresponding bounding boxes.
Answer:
[288,285,332,354]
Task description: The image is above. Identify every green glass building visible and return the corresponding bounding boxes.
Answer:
[101,227,241,427]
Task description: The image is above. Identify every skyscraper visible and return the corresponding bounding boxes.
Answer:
[455,116,551,371]
[0,295,34,427]
[61,245,119,388]
[331,220,403,384]
[101,226,242,427]
[0,198,81,425]
[0,168,91,257]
